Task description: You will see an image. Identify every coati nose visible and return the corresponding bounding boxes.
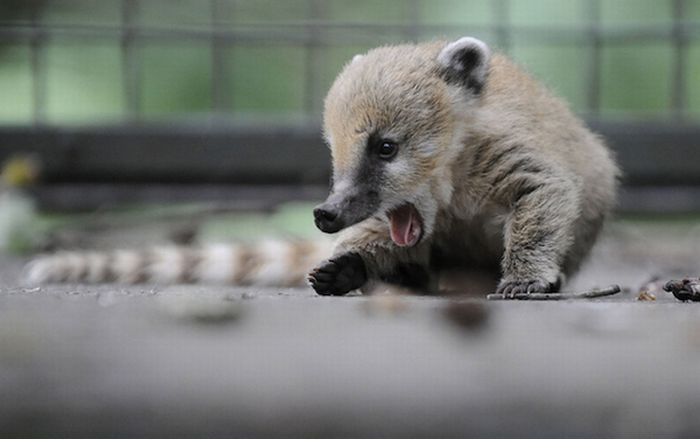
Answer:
[313,205,343,233]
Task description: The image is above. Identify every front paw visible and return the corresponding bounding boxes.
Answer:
[308,253,367,296]
[496,277,561,299]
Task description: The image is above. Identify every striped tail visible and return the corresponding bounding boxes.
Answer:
[23,240,333,287]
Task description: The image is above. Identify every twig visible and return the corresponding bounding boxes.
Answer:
[487,284,621,301]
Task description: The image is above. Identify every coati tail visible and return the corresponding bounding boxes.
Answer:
[23,240,332,287]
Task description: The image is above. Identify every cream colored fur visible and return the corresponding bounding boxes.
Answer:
[322,37,618,294]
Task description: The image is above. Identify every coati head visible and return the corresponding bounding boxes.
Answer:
[314,37,491,247]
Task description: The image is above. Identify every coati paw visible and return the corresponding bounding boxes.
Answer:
[308,253,367,296]
[496,278,560,299]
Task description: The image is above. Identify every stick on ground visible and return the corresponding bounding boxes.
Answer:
[487,284,621,301]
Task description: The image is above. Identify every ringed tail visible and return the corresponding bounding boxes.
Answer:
[23,240,332,287]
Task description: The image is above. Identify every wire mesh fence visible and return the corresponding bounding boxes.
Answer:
[0,0,699,211]
[1,0,699,124]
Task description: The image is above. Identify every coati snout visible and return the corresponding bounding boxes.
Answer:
[314,185,424,248]
[313,141,427,249]
[313,181,379,234]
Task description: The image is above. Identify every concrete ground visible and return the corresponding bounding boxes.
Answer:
[2,219,700,438]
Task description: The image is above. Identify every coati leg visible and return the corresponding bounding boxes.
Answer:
[308,220,435,296]
[496,176,578,297]
[309,252,434,296]
[308,253,367,296]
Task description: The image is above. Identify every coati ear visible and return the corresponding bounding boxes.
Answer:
[437,37,491,94]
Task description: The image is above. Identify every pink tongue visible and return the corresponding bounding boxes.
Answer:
[389,204,421,247]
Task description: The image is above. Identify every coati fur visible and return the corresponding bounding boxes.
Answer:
[25,37,617,298]
[307,37,618,297]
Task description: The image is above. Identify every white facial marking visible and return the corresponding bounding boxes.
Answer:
[333,177,353,195]
[386,156,412,177]
[409,182,438,237]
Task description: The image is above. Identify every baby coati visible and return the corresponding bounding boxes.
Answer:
[307,36,618,297]
[25,37,617,298]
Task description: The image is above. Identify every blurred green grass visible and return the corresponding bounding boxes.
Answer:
[27,200,700,255]
[200,202,322,242]
[28,201,324,254]
[0,0,699,124]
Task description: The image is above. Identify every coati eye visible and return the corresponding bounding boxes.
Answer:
[378,141,398,160]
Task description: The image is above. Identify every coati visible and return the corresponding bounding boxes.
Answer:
[307,36,618,297]
[25,37,618,297]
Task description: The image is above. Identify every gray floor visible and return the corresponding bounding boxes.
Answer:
[2,220,700,438]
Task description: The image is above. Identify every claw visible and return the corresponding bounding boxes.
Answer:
[526,280,549,294]
[497,278,558,299]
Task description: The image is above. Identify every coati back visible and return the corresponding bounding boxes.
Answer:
[26,37,617,297]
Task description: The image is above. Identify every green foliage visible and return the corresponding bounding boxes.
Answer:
[45,44,124,124]
[600,44,673,117]
[228,47,306,114]
[326,0,415,24]
[510,0,582,27]
[141,45,211,117]
[0,45,32,123]
[510,45,588,113]
[600,0,671,25]
[689,44,700,119]
[420,0,491,26]
[0,0,697,124]
[201,202,321,242]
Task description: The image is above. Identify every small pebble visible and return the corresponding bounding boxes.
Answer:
[158,296,244,324]
[636,291,656,301]
[362,293,408,316]
[443,300,489,331]
[96,291,118,307]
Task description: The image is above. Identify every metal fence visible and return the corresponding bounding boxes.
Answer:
[0,0,699,212]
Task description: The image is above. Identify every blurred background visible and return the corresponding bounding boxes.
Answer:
[2,5,700,436]
[0,0,699,253]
